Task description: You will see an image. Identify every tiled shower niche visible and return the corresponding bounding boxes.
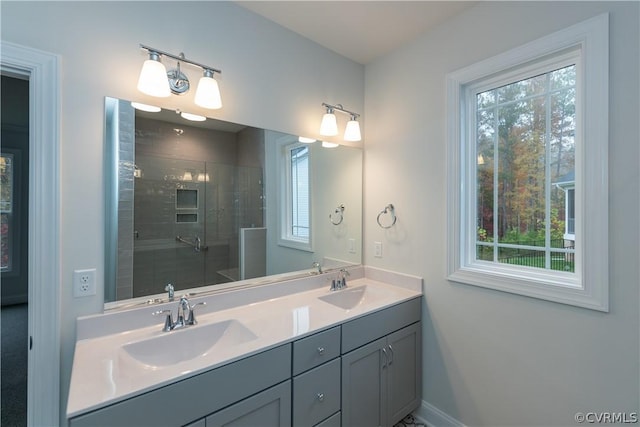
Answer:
[131,115,265,298]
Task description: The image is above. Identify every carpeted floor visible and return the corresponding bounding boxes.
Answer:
[1,303,27,427]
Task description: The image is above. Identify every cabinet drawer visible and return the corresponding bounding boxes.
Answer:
[293,358,341,427]
[315,411,340,427]
[342,297,420,353]
[293,326,340,375]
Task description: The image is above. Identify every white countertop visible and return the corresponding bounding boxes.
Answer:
[67,266,422,418]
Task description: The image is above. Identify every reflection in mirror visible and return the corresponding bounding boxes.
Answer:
[105,97,362,307]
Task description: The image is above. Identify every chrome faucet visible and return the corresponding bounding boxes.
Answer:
[329,268,350,291]
[164,283,175,301]
[153,295,207,332]
[312,261,323,274]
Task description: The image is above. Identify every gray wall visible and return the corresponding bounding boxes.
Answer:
[364,2,639,425]
[0,2,363,423]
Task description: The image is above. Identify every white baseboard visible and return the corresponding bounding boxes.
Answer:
[415,400,466,427]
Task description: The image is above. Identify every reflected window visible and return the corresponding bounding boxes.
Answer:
[279,142,313,252]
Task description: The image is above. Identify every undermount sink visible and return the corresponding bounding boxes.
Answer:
[121,319,257,367]
[318,285,386,310]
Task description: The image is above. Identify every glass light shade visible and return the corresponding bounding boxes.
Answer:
[194,74,222,109]
[137,59,171,97]
[131,102,161,112]
[322,141,339,148]
[180,112,207,122]
[182,172,193,181]
[319,113,338,136]
[344,120,362,141]
[298,136,316,143]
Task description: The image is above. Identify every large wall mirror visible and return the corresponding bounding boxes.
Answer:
[105,97,362,308]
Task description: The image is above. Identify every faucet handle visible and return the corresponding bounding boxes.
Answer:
[187,301,207,325]
[153,309,173,332]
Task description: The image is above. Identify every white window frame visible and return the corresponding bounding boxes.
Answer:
[446,14,609,311]
[277,137,314,252]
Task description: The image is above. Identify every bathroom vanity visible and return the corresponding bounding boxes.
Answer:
[67,267,422,427]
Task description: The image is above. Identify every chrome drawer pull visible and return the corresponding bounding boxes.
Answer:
[388,344,394,365]
[317,393,324,402]
[317,347,325,355]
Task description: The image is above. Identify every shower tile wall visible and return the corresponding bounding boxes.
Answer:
[132,116,264,297]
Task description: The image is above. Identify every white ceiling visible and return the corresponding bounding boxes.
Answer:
[236,1,477,65]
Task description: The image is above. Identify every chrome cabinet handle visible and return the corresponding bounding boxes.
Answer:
[382,348,388,368]
[317,347,325,355]
[388,344,394,366]
[317,393,324,402]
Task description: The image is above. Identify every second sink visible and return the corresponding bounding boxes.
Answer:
[121,319,257,367]
[318,285,385,310]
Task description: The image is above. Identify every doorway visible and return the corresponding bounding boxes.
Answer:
[1,41,61,426]
[1,75,29,426]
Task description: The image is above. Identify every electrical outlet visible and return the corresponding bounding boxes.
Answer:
[374,241,383,258]
[73,269,96,297]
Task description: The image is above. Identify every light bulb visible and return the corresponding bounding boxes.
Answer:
[194,69,222,109]
[344,119,361,141]
[319,112,338,136]
[137,53,171,97]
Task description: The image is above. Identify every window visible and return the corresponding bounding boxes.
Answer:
[278,141,313,251]
[447,14,609,311]
[1,153,14,272]
[474,62,576,273]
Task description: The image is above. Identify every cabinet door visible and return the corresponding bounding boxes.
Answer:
[386,322,422,426]
[205,380,291,427]
[185,419,206,427]
[341,337,387,427]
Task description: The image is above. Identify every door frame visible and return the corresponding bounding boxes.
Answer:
[1,41,61,426]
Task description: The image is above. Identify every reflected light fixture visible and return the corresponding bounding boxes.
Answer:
[319,103,361,141]
[138,44,222,109]
[322,141,339,148]
[179,111,206,122]
[298,136,316,144]
[131,102,161,113]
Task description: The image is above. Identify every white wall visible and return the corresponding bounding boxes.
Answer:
[364,1,639,425]
[0,2,363,423]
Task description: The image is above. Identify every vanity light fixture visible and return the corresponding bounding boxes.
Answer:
[319,103,361,142]
[131,102,161,113]
[298,136,316,144]
[138,44,223,109]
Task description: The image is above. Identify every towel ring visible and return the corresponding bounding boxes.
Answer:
[377,204,397,229]
[330,204,345,225]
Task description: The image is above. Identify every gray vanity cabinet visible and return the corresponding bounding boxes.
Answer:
[70,297,422,427]
[341,323,421,427]
[340,298,422,427]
